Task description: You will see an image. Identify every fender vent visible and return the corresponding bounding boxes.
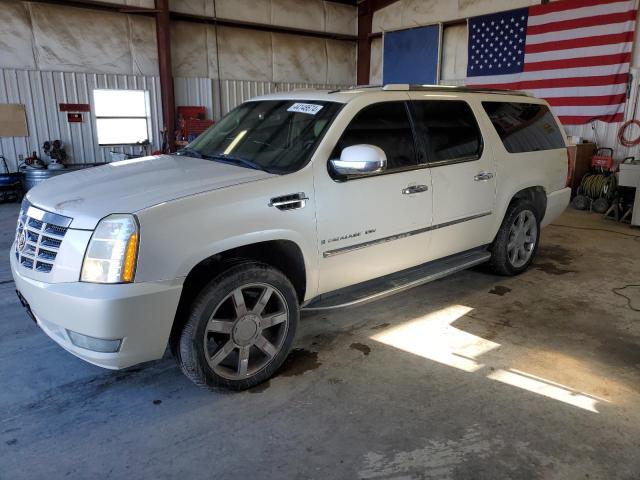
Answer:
[269,192,308,211]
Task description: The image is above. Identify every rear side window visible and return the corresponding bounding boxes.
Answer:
[409,100,483,163]
[482,102,565,154]
[332,101,417,171]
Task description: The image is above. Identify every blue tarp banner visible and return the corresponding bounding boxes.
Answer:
[383,25,440,84]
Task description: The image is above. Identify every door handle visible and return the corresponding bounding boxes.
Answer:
[402,184,429,195]
[474,171,495,181]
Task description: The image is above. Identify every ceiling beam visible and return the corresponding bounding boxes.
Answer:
[28,0,157,15]
[170,12,357,42]
[369,0,401,13]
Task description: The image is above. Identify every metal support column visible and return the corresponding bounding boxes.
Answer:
[357,0,401,86]
[357,1,373,85]
[155,0,176,152]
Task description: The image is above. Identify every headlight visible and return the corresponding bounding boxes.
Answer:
[81,214,139,283]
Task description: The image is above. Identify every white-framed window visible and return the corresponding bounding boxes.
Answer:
[93,89,151,146]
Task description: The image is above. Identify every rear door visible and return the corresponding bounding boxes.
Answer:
[407,95,496,260]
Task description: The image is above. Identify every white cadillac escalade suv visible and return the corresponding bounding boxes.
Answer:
[11,85,571,390]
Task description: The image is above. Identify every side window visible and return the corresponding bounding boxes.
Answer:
[482,102,565,154]
[332,101,417,172]
[409,100,483,163]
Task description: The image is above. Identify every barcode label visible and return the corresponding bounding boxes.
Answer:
[287,103,323,115]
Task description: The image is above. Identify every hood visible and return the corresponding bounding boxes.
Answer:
[26,155,274,229]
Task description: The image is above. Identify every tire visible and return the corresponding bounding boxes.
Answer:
[572,194,589,210]
[175,261,299,390]
[592,197,609,214]
[489,200,540,276]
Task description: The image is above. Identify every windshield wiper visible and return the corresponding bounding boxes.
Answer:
[206,154,271,173]
[174,148,203,159]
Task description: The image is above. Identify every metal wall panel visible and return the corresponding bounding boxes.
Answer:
[564,122,640,160]
[175,77,215,119]
[217,79,275,118]
[0,68,162,171]
[0,69,348,172]
[218,80,349,117]
[192,78,348,121]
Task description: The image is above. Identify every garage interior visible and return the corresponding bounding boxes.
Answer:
[1,0,640,478]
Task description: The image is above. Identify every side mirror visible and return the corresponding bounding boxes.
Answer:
[330,144,387,176]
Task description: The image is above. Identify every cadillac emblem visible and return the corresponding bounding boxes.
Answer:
[17,231,26,252]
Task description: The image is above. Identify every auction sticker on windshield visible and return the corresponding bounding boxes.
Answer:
[287,103,323,115]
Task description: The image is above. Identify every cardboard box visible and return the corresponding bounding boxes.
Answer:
[0,104,28,137]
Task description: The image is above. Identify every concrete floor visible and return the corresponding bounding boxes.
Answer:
[1,202,640,480]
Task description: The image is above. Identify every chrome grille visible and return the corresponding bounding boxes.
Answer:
[15,202,72,275]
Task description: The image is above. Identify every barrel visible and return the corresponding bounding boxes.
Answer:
[21,163,106,192]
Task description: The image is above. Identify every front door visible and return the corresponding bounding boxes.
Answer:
[408,95,496,260]
[313,99,433,295]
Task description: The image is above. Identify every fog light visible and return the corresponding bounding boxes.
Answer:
[67,330,122,353]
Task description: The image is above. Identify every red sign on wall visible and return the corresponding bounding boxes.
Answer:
[67,113,83,123]
[59,103,90,112]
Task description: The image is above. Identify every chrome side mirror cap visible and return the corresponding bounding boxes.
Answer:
[330,144,387,176]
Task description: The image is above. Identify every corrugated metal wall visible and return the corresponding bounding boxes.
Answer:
[0,68,162,171]
[176,78,348,121]
[0,68,348,172]
[174,77,215,119]
[218,80,347,114]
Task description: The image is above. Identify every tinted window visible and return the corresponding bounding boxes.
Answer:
[332,102,417,171]
[410,100,482,163]
[482,102,565,154]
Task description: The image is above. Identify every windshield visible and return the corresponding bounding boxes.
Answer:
[180,100,342,174]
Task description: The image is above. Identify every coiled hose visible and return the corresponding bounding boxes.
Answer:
[579,173,617,200]
[618,119,640,147]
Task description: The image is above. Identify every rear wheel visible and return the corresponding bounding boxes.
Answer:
[490,200,540,276]
[175,261,299,390]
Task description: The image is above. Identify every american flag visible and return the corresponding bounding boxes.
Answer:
[466,0,638,125]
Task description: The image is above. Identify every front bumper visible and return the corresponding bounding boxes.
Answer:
[11,252,183,369]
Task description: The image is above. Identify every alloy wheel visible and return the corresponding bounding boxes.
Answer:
[507,210,537,268]
[203,283,289,380]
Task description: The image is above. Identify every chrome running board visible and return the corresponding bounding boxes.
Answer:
[302,248,491,311]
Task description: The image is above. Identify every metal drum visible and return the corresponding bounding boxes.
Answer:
[22,163,106,192]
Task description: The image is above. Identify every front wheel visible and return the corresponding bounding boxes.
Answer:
[175,261,299,390]
[489,200,540,276]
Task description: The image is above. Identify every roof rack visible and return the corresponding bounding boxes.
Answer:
[342,84,532,97]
